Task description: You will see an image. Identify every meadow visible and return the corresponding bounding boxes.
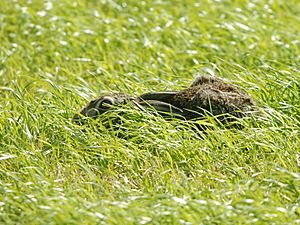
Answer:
[1,0,300,224]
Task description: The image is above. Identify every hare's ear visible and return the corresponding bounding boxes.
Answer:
[139,91,178,103]
[137,100,186,118]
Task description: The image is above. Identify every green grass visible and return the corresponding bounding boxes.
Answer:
[1,0,300,224]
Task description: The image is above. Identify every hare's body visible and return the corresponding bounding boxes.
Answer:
[139,75,255,119]
[74,75,256,124]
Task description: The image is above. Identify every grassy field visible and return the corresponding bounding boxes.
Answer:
[1,0,300,224]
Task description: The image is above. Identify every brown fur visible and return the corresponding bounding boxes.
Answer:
[169,75,255,119]
[73,93,134,122]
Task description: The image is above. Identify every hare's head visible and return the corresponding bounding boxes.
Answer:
[73,93,134,122]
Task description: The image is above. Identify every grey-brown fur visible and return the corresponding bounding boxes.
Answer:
[139,75,256,120]
[73,75,256,123]
[73,93,134,121]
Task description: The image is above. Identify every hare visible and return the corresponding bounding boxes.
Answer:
[73,75,256,124]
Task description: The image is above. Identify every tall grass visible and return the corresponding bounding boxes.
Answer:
[1,0,300,224]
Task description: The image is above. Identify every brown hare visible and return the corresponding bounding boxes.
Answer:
[73,75,255,124]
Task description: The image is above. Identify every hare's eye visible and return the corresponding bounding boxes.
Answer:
[95,97,114,108]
